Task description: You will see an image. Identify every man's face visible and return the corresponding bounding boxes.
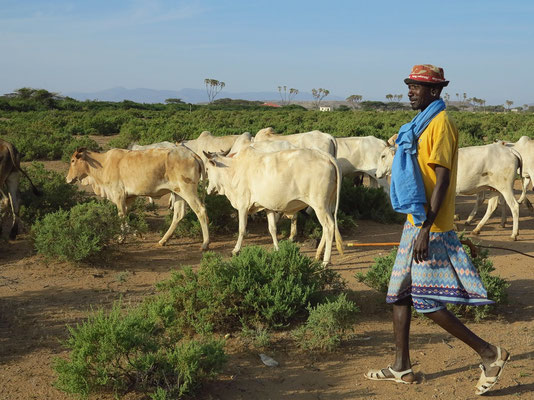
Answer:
[407,84,439,111]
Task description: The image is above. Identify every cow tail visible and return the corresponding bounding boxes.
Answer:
[6,143,41,196]
[332,137,338,158]
[331,155,344,255]
[510,147,523,179]
[509,147,531,209]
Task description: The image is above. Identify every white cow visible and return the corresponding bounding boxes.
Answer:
[254,127,337,157]
[336,136,390,193]
[467,136,534,226]
[227,132,304,239]
[203,146,344,265]
[181,131,242,164]
[376,142,521,239]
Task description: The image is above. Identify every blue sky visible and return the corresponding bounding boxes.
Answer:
[1,0,533,105]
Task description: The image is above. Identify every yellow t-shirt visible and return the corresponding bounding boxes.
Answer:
[407,110,458,232]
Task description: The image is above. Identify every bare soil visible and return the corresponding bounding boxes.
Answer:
[1,157,533,400]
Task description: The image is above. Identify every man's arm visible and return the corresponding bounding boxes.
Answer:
[413,165,450,263]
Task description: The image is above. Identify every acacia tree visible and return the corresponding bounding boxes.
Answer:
[346,94,363,109]
[385,94,393,102]
[311,88,329,109]
[204,79,225,103]
[505,100,514,110]
[278,86,299,105]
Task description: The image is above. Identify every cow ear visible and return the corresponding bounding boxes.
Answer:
[75,148,88,159]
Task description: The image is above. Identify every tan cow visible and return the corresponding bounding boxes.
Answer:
[0,139,40,239]
[66,147,210,249]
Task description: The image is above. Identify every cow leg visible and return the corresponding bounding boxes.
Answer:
[6,172,21,240]
[182,194,210,251]
[313,207,334,266]
[288,214,298,242]
[377,176,390,195]
[465,192,485,226]
[233,208,248,255]
[499,189,520,240]
[471,194,499,236]
[116,198,130,243]
[367,174,379,188]
[158,197,187,246]
[168,192,176,210]
[499,195,507,228]
[266,211,279,250]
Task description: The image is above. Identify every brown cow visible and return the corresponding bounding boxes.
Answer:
[0,139,40,239]
[66,147,210,249]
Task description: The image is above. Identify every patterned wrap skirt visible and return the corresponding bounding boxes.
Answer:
[386,222,494,313]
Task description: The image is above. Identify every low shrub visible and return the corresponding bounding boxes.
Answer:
[293,293,359,351]
[355,247,398,293]
[53,301,226,399]
[356,243,508,321]
[153,241,344,334]
[31,200,121,262]
[60,136,100,162]
[339,178,404,224]
[19,162,86,223]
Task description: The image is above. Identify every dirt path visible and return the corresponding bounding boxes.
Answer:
[1,162,533,399]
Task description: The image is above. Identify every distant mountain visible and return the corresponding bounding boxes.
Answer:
[65,87,344,104]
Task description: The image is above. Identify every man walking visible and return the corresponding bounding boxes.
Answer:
[365,65,509,395]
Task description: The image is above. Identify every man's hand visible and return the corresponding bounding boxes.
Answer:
[413,226,430,263]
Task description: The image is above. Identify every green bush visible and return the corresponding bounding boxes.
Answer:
[31,200,121,262]
[339,178,404,224]
[293,293,359,351]
[53,301,226,399]
[356,244,508,321]
[60,135,100,162]
[355,247,398,293]
[19,162,86,223]
[153,241,344,334]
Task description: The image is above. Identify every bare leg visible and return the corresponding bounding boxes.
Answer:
[425,308,508,377]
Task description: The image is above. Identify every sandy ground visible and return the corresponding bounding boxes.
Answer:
[0,158,533,400]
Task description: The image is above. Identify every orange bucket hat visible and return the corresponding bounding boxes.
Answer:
[404,64,449,87]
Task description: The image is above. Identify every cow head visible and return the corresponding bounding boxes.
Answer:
[66,148,89,184]
[202,151,230,195]
[375,146,396,179]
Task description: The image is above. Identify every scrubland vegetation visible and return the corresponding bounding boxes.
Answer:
[1,92,516,399]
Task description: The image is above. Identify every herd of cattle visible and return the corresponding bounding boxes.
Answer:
[1,130,533,265]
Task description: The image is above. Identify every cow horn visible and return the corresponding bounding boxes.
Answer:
[387,134,398,147]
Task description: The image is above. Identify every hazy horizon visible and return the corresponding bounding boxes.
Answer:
[2,1,533,106]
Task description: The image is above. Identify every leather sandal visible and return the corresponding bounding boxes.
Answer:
[365,366,415,384]
[475,346,510,395]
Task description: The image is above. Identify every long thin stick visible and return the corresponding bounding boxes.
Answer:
[346,242,400,247]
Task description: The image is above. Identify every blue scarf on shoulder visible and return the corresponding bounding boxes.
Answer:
[390,98,446,226]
